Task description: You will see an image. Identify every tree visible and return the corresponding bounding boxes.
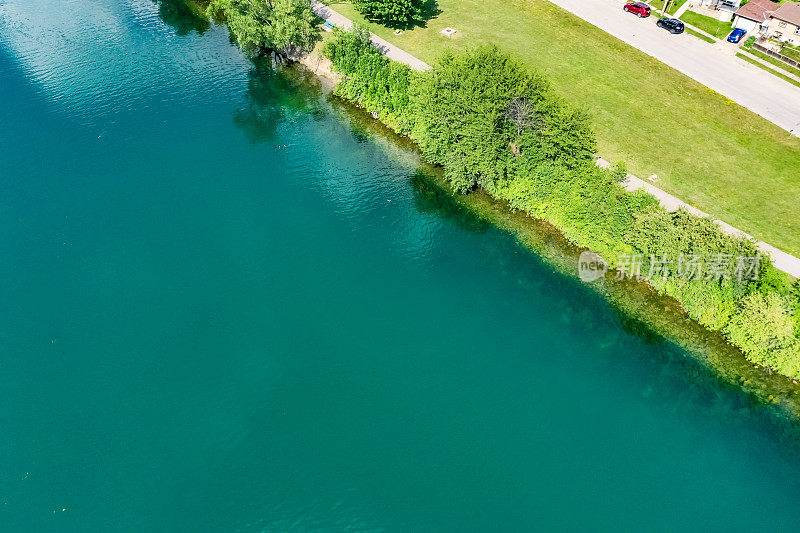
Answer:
[410,45,557,192]
[504,97,539,138]
[353,0,423,26]
[269,0,320,54]
[207,0,319,56]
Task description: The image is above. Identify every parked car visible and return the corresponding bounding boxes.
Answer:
[656,17,685,34]
[623,2,651,17]
[727,28,747,44]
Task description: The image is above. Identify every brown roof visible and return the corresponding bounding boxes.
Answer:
[736,0,776,23]
[771,2,800,26]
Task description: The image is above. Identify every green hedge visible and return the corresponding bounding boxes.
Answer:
[323,26,800,378]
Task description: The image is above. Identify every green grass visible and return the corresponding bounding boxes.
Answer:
[737,52,800,88]
[685,27,715,43]
[648,0,687,15]
[329,0,800,254]
[743,46,800,78]
[679,10,733,39]
[781,44,800,62]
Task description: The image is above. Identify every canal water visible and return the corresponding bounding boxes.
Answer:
[2,1,800,530]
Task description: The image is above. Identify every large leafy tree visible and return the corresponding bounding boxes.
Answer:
[208,0,319,56]
[353,0,423,26]
[410,45,595,192]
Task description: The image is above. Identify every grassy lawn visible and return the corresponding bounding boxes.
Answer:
[685,27,715,43]
[679,10,733,39]
[328,0,800,255]
[781,43,800,62]
[648,0,688,15]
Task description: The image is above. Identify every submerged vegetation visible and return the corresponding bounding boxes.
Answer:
[321,25,800,379]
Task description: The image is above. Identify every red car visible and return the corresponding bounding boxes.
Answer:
[623,2,651,17]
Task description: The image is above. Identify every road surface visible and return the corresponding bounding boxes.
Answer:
[547,0,800,133]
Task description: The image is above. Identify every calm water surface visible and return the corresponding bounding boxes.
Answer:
[2,1,800,530]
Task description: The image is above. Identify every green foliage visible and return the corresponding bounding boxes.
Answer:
[269,0,320,52]
[322,27,800,379]
[353,0,423,26]
[410,45,594,192]
[725,292,800,378]
[207,0,319,55]
[322,25,415,132]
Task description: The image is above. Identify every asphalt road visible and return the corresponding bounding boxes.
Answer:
[548,0,800,134]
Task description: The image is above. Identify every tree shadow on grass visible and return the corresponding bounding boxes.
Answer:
[416,0,443,28]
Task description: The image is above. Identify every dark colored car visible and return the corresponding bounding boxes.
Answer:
[624,2,651,17]
[727,28,747,43]
[657,17,685,34]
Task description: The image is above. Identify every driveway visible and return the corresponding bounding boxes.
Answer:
[547,0,800,134]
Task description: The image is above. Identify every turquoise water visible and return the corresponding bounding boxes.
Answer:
[2,1,800,530]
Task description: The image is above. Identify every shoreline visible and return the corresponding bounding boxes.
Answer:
[288,56,800,424]
[311,1,800,279]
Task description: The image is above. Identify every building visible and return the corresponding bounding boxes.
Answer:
[695,0,742,21]
[731,0,775,35]
[766,1,800,44]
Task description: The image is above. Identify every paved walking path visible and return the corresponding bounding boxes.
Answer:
[310,1,800,277]
[596,159,800,277]
[311,1,431,70]
[547,0,800,134]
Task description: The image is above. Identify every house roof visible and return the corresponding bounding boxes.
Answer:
[771,2,800,26]
[736,0,775,23]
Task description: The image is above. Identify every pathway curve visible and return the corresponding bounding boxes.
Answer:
[309,1,800,277]
[311,1,431,70]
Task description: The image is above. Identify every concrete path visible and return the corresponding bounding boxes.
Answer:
[673,1,692,18]
[311,1,431,70]
[547,0,800,134]
[597,158,800,277]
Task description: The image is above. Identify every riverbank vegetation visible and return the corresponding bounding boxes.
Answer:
[205,0,320,56]
[322,26,800,379]
[328,0,800,256]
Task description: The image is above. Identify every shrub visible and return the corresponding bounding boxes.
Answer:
[323,25,415,132]
[725,292,800,378]
[410,45,594,192]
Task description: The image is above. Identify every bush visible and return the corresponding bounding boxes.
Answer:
[725,292,800,378]
[410,45,595,192]
[322,25,415,132]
